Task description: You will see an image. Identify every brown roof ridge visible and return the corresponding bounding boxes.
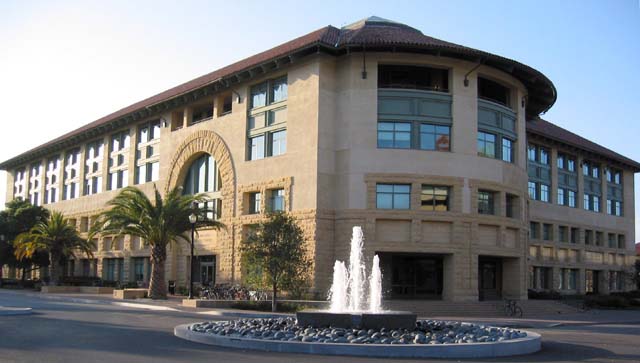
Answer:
[527,117,640,170]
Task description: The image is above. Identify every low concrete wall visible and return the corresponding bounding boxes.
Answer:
[113,289,147,299]
[40,286,114,294]
[182,299,330,309]
[174,324,542,358]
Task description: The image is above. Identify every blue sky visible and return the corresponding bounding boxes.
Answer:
[0,0,639,239]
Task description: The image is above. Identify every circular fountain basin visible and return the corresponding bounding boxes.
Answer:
[174,318,541,358]
[296,310,417,330]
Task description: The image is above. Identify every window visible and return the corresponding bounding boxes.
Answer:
[477,77,510,106]
[420,185,449,211]
[247,76,288,161]
[557,188,565,205]
[108,130,130,191]
[608,233,617,248]
[84,140,104,196]
[542,224,552,241]
[268,130,286,157]
[568,269,578,290]
[527,145,536,161]
[559,226,568,242]
[192,104,213,124]
[527,144,549,165]
[506,194,517,218]
[528,182,536,199]
[477,190,495,215]
[217,93,232,116]
[570,227,579,244]
[269,189,285,212]
[557,154,565,169]
[614,171,621,184]
[618,235,625,249]
[133,257,146,282]
[585,229,593,245]
[28,162,42,206]
[501,138,513,163]
[568,190,576,208]
[583,161,600,179]
[378,65,449,92]
[530,222,539,239]
[477,131,496,158]
[44,156,60,204]
[248,192,261,214]
[595,231,603,246]
[557,153,576,171]
[376,184,410,209]
[567,159,575,172]
[13,168,26,199]
[183,154,222,220]
[249,135,265,160]
[583,194,600,211]
[135,120,160,184]
[378,122,411,149]
[419,124,450,151]
[63,148,81,200]
[540,184,550,202]
[250,77,287,109]
[540,148,549,165]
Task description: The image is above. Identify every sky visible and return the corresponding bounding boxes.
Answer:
[0,0,639,239]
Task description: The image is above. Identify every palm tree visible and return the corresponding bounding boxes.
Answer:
[95,185,223,299]
[14,211,95,286]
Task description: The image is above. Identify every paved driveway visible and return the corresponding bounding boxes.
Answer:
[1,290,639,363]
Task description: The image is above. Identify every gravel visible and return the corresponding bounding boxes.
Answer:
[189,318,527,345]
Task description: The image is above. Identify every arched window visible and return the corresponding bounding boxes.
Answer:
[183,154,222,219]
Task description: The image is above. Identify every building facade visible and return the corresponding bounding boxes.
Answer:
[1,17,637,301]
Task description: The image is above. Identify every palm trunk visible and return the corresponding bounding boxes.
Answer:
[148,243,167,299]
[272,283,277,312]
[48,252,62,286]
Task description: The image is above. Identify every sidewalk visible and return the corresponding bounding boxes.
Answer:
[3,288,640,328]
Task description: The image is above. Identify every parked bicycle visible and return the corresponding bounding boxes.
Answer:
[502,299,524,317]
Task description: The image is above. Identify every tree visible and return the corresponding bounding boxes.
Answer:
[14,211,94,286]
[0,199,50,284]
[241,212,311,312]
[94,185,223,299]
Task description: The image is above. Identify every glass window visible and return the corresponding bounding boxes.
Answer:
[543,224,552,240]
[420,185,449,211]
[557,188,565,205]
[506,194,517,218]
[539,148,549,165]
[606,169,612,182]
[614,171,621,184]
[249,192,261,214]
[593,196,600,212]
[269,130,287,157]
[378,65,449,92]
[376,184,410,209]
[419,124,450,151]
[568,269,577,290]
[567,159,575,172]
[530,222,539,239]
[378,122,411,149]
[615,201,622,216]
[528,182,536,199]
[250,82,268,109]
[250,135,265,160]
[502,138,513,163]
[478,77,510,106]
[557,155,565,169]
[540,184,550,202]
[527,145,536,161]
[477,131,496,158]
[568,190,576,208]
[477,190,494,215]
[584,194,590,210]
[270,77,288,103]
[270,189,285,212]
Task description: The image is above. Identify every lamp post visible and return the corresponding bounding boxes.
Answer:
[188,209,198,299]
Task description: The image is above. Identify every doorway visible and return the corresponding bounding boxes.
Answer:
[479,257,502,301]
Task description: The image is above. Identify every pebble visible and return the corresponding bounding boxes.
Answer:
[189,317,526,346]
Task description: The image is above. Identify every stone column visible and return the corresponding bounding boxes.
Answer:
[127,127,138,186]
[101,135,110,192]
[78,145,87,197]
[183,107,192,128]
[578,268,587,294]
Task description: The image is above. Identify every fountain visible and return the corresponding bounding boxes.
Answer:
[297,226,417,330]
[174,225,542,358]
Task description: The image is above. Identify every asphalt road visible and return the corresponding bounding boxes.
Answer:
[1,290,639,363]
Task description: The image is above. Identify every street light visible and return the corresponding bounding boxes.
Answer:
[188,207,198,300]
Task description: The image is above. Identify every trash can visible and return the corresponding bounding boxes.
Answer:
[168,280,176,295]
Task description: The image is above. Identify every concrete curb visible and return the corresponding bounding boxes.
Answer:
[0,307,33,316]
[174,323,542,358]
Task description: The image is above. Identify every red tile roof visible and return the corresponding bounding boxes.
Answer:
[1,17,558,169]
[527,118,640,171]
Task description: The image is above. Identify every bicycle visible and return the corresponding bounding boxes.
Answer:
[503,299,524,317]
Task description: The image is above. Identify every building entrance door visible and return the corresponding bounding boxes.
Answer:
[386,254,443,299]
[479,257,502,301]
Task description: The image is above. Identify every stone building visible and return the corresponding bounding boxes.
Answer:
[1,17,637,301]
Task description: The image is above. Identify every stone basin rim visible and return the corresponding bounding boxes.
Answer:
[174,323,542,358]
